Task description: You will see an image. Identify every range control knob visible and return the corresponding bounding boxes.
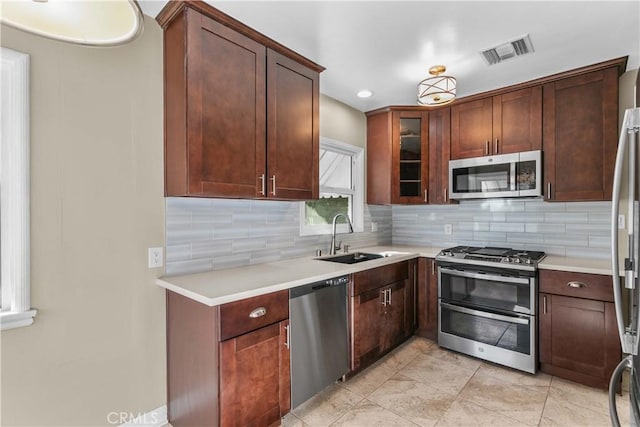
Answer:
[513,258,522,264]
[501,257,511,263]
[525,259,532,264]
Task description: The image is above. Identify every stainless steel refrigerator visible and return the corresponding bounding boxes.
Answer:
[610,70,640,427]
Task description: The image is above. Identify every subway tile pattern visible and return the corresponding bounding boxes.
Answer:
[166,197,611,276]
[392,198,612,259]
[165,198,392,276]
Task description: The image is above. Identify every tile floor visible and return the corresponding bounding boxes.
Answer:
[283,337,631,427]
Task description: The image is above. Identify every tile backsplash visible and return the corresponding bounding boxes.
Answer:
[165,197,612,276]
[165,198,392,276]
[392,198,611,259]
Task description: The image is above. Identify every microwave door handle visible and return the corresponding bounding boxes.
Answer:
[440,302,529,325]
[511,161,517,192]
[439,267,530,285]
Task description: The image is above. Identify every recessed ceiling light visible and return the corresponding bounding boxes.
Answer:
[357,90,373,98]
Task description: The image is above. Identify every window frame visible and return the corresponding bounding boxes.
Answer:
[1,47,36,330]
[300,137,364,236]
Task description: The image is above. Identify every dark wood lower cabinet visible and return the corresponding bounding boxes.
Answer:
[352,285,386,370]
[417,258,438,341]
[220,321,290,426]
[350,261,414,372]
[167,290,290,427]
[539,293,620,389]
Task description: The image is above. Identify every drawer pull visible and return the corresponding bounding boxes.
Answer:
[249,307,267,318]
[567,281,587,289]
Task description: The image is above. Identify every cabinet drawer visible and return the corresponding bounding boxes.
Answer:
[539,270,613,302]
[352,261,409,296]
[218,290,289,341]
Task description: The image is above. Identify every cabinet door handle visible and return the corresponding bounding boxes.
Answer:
[567,281,587,288]
[270,175,276,196]
[259,174,266,196]
[424,189,428,203]
[249,307,267,318]
[381,289,387,306]
[485,140,490,155]
[432,260,436,275]
[387,288,392,305]
[547,182,552,199]
[543,295,547,315]
[494,138,499,154]
[284,324,290,349]
[443,188,448,203]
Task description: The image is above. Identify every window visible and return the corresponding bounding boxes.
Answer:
[0,47,36,330]
[300,138,364,236]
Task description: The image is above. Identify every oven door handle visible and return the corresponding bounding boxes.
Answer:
[439,267,530,285]
[440,302,530,325]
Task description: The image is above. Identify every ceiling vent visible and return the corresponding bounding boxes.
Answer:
[480,34,534,66]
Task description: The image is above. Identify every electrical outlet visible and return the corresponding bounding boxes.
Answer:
[148,247,164,268]
[619,214,626,230]
[371,222,378,232]
[444,224,453,235]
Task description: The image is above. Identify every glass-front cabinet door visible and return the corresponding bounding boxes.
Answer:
[392,111,428,204]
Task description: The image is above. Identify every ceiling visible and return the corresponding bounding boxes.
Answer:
[139,1,640,112]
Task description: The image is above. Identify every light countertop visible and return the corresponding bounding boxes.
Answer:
[538,255,616,276]
[156,244,616,306]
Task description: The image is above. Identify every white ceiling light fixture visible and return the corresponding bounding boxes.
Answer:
[357,89,373,98]
[1,0,144,47]
[417,65,457,106]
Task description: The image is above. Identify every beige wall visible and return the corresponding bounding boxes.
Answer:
[1,16,165,427]
[319,94,366,147]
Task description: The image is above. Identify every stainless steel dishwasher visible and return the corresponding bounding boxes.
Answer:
[289,275,349,409]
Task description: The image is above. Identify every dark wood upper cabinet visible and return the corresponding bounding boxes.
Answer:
[267,50,319,200]
[366,111,393,205]
[451,97,493,159]
[366,108,452,205]
[159,2,322,200]
[493,87,542,155]
[543,67,619,201]
[451,86,542,160]
[366,110,429,204]
[428,108,452,204]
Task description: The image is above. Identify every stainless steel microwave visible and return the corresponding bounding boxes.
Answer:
[449,150,542,200]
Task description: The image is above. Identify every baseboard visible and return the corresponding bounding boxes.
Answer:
[118,405,168,427]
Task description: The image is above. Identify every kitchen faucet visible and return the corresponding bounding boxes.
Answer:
[329,213,354,255]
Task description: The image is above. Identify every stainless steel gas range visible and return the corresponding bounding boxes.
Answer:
[435,246,546,374]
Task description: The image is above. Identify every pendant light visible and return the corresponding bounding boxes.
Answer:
[417,65,457,106]
[1,0,144,47]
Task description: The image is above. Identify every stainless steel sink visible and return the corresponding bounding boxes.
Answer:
[317,252,384,264]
